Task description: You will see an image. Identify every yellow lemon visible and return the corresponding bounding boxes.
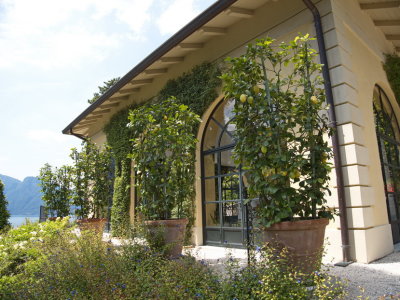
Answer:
[247,96,254,104]
[240,94,247,103]
[311,96,318,104]
[253,85,260,94]
[261,146,267,154]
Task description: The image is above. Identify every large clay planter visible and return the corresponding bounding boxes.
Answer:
[144,219,188,258]
[261,218,329,273]
[76,218,107,233]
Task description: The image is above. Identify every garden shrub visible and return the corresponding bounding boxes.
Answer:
[0,222,347,299]
[0,218,73,296]
[1,238,347,299]
[110,160,131,236]
[221,245,346,300]
[1,231,221,300]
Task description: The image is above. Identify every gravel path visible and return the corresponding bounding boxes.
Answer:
[188,245,400,299]
[107,235,399,299]
[328,244,400,299]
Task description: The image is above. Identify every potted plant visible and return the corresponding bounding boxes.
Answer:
[128,98,200,257]
[70,140,113,232]
[221,35,334,271]
[39,163,72,220]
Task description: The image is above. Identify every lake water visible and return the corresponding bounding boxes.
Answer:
[9,215,39,228]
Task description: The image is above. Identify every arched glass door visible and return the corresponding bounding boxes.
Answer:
[201,99,248,247]
[373,85,400,243]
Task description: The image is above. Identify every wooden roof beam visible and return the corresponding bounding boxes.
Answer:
[91,109,111,115]
[99,103,119,109]
[118,88,141,95]
[76,121,97,127]
[145,68,168,75]
[360,1,400,10]
[74,124,91,130]
[226,7,254,18]
[374,19,400,26]
[386,34,400,40]
[85,115,103,121]
[200,26,227,36]
[159,57,184,64]
[108,96,130,102]
[178,43,204,50]
[130,79,153,85]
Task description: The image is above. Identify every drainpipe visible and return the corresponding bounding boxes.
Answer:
[69,128,87,141]
[302,0,352,265]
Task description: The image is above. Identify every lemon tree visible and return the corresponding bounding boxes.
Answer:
[221,35,334,227]
[128,98,200,220]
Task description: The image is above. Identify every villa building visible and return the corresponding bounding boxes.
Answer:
[63,0,400,263]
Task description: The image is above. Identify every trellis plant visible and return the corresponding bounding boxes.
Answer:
[221,35,334,227]
[70,140,113,219]
[128,98,201,220]
[38,164,72,218]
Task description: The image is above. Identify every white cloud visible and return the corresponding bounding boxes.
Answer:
[156,0,205,36]
[27,129,69,144]
[0,0,154,69]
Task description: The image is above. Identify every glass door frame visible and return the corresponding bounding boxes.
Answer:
[200,99,248,247]
[373,85,400,243]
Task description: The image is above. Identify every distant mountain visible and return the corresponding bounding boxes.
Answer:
[0,174,43,216]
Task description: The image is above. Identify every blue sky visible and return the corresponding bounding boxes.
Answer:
[0,0,216,180]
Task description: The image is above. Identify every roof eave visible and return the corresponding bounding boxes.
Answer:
[62,0,238,135]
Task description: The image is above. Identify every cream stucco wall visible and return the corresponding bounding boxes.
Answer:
[323,0,396,263]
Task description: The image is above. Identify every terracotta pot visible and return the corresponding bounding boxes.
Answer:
[144,219,188,258]
[47,217,58,221]
[261,218,329,273]
[76,218,107,233]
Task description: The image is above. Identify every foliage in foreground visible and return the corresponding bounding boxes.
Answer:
[0,218,72,289]
[0,222,347,299]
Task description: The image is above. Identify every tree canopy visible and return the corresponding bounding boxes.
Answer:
[87,77,121,104]
[0,179,10,230]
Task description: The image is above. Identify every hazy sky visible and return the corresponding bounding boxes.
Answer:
[0,0,216,180]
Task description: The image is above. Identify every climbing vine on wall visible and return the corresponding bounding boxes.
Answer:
[104,106,136,236]
[159,62,221,116]
[384,54,400,104]
[104,62,221,237]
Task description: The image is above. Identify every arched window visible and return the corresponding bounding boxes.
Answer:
[201,98,248,247]
[373,85,400,243]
